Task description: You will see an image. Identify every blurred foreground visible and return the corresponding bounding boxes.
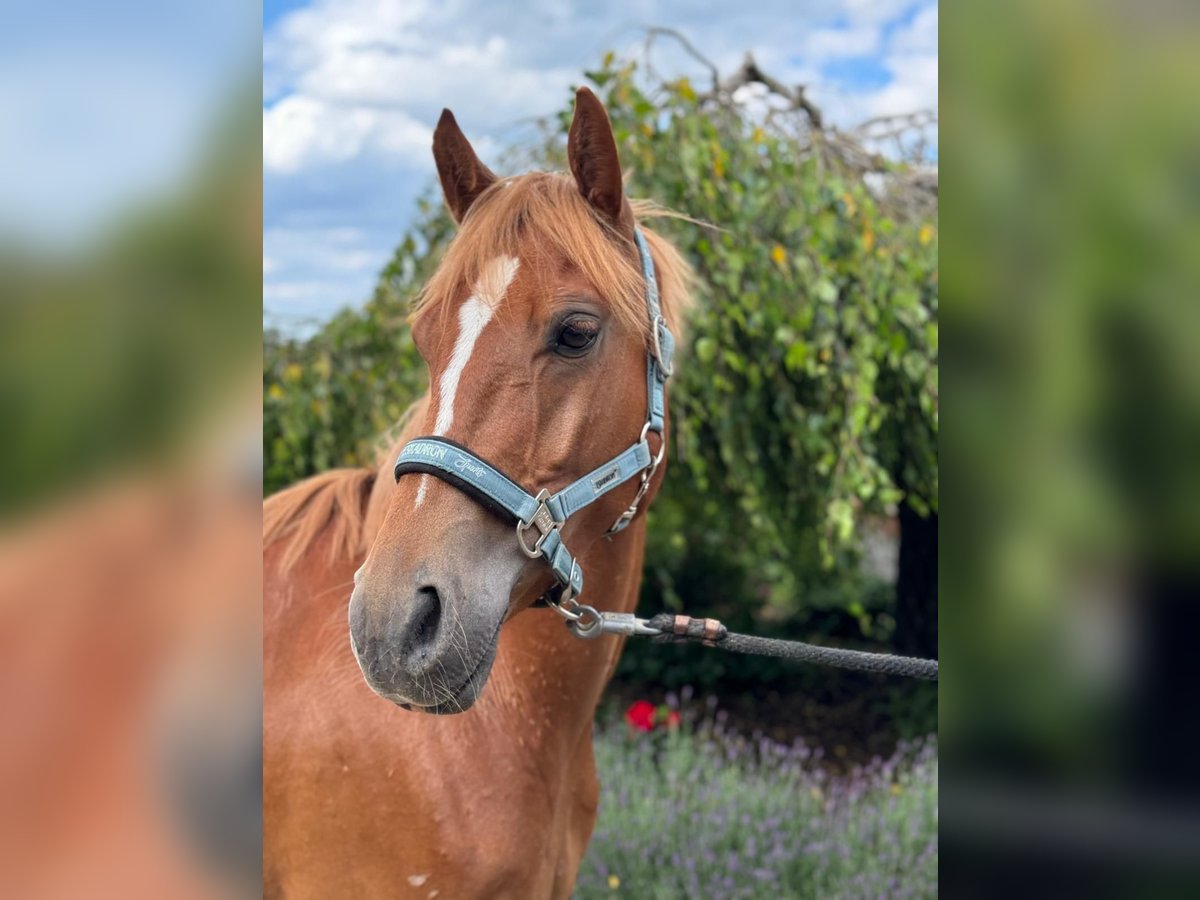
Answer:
[943,1,1200,893]
[0,3,260,896]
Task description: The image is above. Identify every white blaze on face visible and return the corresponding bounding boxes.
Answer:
[415,255,520,509]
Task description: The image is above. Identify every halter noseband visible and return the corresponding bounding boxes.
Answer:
[393,228,674,627]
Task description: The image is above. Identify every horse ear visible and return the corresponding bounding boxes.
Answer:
[432,109,497,223]
[567,87,633,232]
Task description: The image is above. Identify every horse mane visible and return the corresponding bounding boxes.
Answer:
[263,468,375,573]
[414,173,695,342]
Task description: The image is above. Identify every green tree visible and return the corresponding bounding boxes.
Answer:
[263,48,938,654]
[264,203,453,490]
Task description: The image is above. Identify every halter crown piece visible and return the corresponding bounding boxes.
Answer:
[393,228,674,632]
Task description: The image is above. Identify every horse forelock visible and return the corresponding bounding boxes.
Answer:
[413,173,694,346]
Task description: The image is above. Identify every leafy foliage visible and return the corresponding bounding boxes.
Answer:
[577,62,937,611]
[264,205,452,490]
[2,107,260,519]
[263,53,937,627]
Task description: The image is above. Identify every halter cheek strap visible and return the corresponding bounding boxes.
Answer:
[393,228,674,610]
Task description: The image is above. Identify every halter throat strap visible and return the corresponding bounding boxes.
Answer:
[393,227,674,604]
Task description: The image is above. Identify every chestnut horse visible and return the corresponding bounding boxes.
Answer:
[264,88,692,898]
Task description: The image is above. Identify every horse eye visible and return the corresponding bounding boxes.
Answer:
[554,316,600,357]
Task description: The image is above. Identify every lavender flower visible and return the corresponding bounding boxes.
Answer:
[575,700,938,898]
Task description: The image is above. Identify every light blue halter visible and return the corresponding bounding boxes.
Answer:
[393,228,674,626]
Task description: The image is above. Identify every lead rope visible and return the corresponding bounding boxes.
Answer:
[565,609,938,681]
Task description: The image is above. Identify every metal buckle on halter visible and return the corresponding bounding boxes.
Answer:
[516,489,559,558]
[651,314,674,379]
[606,423,666,535]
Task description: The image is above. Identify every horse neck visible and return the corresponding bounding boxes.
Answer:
[483,516,647,751]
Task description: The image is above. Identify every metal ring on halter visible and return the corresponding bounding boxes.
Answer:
[544,559,583,621]
[639,420,666,471]
[548,597,583,622]
[569,604,603,636]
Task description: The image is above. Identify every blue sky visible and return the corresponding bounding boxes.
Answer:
[1,0,253,246]
[263,0,937,331]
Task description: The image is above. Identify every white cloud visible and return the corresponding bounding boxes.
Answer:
[802,25,881,62]
[262,0,578,180]
[1,1,254,246]
[864,54,937,118]
[843,0,917,27]
[264,0,430,89]
[264,225,381,270]
[1,50,220,245]
[265,0,577,134]
[891,4,938,55]
[862,4,938,118]
[263,225,400,327]
[263,94,432,174]
[264,0,939,325]
[264,280,331,302]
[293,35,576,125]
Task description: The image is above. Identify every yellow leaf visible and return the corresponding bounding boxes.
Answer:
[863,226,875,252]
[266,384,284,401]
[602,50,615,68]
[713,155,724,178]
[608,875,621,890]
[752,126,765,144]
[771,244,787,266]
[675,77,696,101]
[919,224,936,245]
[891,783,903,795]
[283,362,302,383]
[841,192,857,217]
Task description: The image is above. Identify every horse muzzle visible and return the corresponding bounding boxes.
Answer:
[348,569,507,714]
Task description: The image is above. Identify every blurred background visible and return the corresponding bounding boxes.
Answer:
[0,1,260,897]
[941,1,1200,895]
[264,1,939,896]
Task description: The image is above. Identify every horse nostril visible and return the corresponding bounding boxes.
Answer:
[405,585,442,658]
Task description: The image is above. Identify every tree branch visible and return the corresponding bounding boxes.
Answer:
[715,53,824,130]
[644,26,720,92]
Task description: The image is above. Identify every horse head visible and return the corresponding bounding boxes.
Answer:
[348,88,687,713]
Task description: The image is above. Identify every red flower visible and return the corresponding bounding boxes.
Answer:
[625,700,656,732]
[665,710,682,729]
